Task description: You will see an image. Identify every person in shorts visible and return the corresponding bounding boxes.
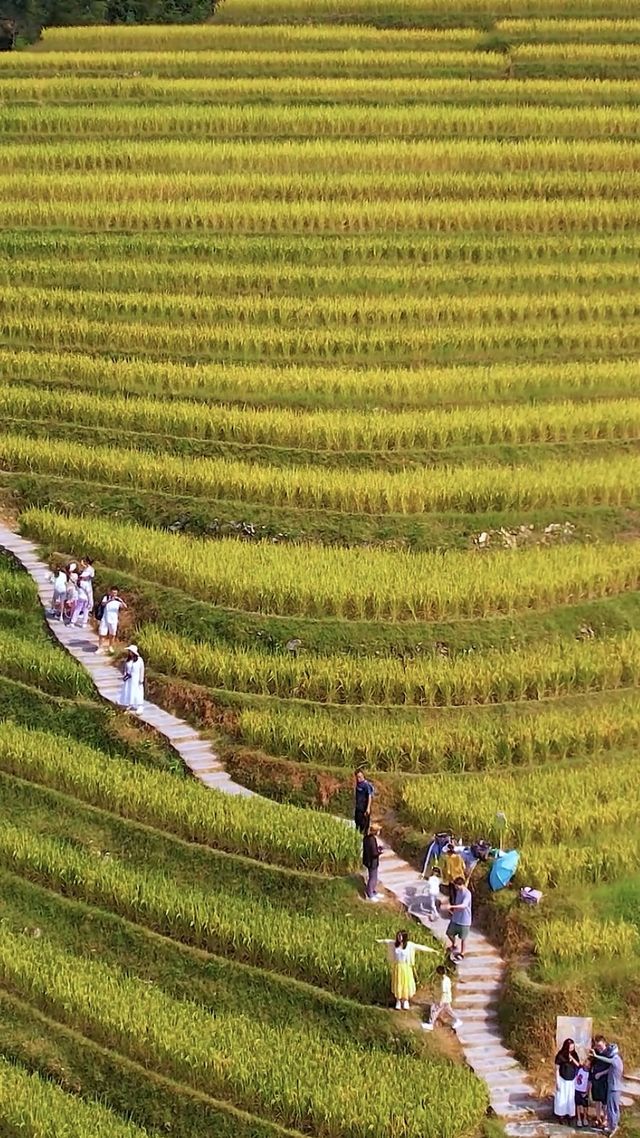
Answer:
[98,586,128,653]
[446,876,472,960]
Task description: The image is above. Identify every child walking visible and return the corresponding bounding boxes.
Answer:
[376,930,437,1010]
[423,965,463,1032]
[423,865,442,922]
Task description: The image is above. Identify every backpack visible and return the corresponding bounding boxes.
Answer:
[94,598,106,621]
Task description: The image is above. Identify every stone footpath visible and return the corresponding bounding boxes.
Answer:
[4,522,636,1136]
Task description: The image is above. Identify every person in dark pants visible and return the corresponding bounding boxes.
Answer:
[354,769,374,834]
[362,823,383,901]
[592,1041,624,1136]
[590,1036,610,1130]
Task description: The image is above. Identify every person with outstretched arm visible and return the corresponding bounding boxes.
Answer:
[376,930,438,1010]
[591,1041,624,1136]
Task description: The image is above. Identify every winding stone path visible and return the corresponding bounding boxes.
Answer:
[0,523,560,1132]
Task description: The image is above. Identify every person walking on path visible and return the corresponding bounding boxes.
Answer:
[362,823,383,902]
[77,557,95,626]
[554,1038,580,1124]
[63,571,79,625]
[97,587,127,653]
[592,1041,624,1135]
[423,965,463,1032]
[119,645,145,714]
[442,844,467,906]
[422,865,442,922]
[354,769,374,834]
[446,876,472,960]
[72,573,92,628]
[590,1037,610,1130]
[376,930,437,1010]
[49,566,67,621]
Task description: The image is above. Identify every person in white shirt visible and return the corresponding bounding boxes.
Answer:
[423,865,442,922]
[98,587,128,653]
[77,557,95,625]
[73,575,92,628]
[64,574,79,625]
[376,930,438,1010]
[423,965,463,1032]
[49,567,67,620]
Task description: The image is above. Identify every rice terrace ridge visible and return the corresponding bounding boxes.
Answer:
[0,1,639,1137]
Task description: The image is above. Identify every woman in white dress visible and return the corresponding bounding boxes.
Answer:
[98,587,127,652]
[554,1038,580,1123]
[120,645,145,713]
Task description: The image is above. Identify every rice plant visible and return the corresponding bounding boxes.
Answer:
[21,507,640,623]
[138,626,640,708]
[0,925,486,1138]
[0,1056,152,1138]
[0,821,429,1001]
[0,719,359,873]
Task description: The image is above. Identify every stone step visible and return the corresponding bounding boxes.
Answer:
[457,978,504,991]
[483,1076,536,1096]
[505,1125,567,1138]
[456,1015,500,1030]
[466,1048,519,1068]
[183,755,220,771]
[468,1054,521,1073]
[456,992,499,1007]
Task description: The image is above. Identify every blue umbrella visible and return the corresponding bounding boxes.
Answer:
[489,849,519,892]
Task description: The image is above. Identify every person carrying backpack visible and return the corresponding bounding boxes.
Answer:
[97,587,127,653]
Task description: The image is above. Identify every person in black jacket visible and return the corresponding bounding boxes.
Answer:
[362,823,383,902]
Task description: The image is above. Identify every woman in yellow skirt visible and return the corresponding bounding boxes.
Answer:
[377,930,438,1009]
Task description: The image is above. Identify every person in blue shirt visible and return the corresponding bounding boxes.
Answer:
[446,876,472,960]
[354,769,374,834]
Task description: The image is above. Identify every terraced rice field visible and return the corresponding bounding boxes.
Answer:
[2,0,640,1128]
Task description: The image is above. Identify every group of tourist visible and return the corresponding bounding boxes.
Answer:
[49,558,95,627]
[356,771,628,1133]
[49,561,142,713]
[356,770,468,1028]
[45,562,633,1131]
[357,772,473,958]
[555,1036,624,1135]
